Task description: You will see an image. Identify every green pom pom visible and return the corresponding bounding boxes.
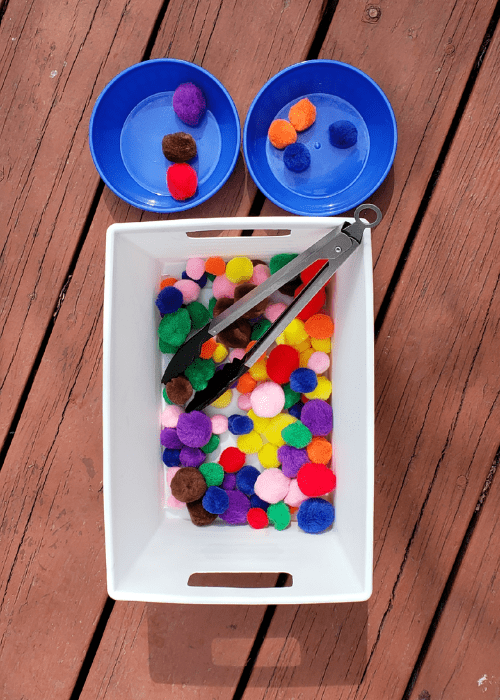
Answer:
[163,386,173,404]
[251,318,272,340]
[206,272,216,282]
[267,501,291,530]
[283,383,301,409]
[281,420,312,448]
[187,301,211,329]
[199,462,224,486]
[208,296,217,317]
[159,339,179,354]
[184,357,216,391]
[158,307,191,347]
[201,433,220,454]
[269,253,297,275]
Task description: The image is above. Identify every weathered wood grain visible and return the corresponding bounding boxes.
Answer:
[234,15,500,700]
[408,464,500,700]
[261,0,497,316]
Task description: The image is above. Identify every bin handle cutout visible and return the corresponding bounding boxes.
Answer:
[188,572,293,588]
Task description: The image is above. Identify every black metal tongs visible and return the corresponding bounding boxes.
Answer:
[162,204,382,412]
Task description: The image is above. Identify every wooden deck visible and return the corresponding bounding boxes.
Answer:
[1,0,499,697]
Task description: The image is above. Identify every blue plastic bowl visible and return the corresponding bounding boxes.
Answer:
[89,59,240,212]
[243,60,397,215]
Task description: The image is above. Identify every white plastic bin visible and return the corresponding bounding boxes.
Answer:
[103,217,374,604]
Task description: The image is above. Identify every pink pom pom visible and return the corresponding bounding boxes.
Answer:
[284,478,308,507]
[212,275,237,299]
[211,414,228,435]
[166,466,181,486]
[251,264,271,285]
[238,393,252,411]
[229,348,246,362]
[307,351,330,374]
[186,257,206,281]
[161,404,183,428]
[166,494,186,509]
[250,381,285,418]
[174,279,200,304]
[265,302,287,323]
[254,468,291,504]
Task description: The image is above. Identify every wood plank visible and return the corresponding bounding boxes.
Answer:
[0,0,165,449]
[407,465,500,700]
[235,15,500,700]
[260,0,497,316]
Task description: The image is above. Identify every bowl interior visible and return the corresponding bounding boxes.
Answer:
[90,60,240,212]
[243,61,397,215]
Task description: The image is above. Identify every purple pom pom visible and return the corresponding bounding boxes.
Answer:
[300,399,333,436]
[277,445,308,478]
[156,286,184,315]
[180,446,206,467]
[222,473,237,490]
[173,82,206,126]
[176,411,212,447]
[220,490,250,524]
[160,427,183,449]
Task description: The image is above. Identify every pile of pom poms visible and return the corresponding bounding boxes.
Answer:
[158,252,336,533]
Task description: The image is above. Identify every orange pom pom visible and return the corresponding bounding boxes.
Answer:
[200,337,217,359]
[268,119,297,149]
[237,372,257,394]
[160,276,178,290]
[307,437,332,464]
[288,98,316,132]
[304,313,334,339]
[205,256,226,276]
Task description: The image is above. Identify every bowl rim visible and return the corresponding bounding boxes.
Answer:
[243,59,397,216]
[89,58,241,213]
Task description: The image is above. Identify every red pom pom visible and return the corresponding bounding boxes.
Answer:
[247,507,269,529]
[219,446,246,473]
[300,259,328,283]
[297,462,336,497]
[294,283,326,321]
[166,163,198,201]
[266,345,300,384]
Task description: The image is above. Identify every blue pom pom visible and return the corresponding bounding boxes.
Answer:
[288,401,304,419]
[228,414,254,435]
[250,494,269,511]
[289,368,318,394]
[202,486,230,515]
[182,270,208,288]
[328,120,358,149]
[297,498,335,533]
[162,448,181,467]
[283,142,311,173]
[236,465,261,496]
[156,286,184,314]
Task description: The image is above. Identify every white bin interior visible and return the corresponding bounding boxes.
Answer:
[103,217,374,604]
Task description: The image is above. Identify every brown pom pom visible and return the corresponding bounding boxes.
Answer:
[213,297,234,317]
[279,277,301,297]
[187,498,218,526]
[170,467,207,503]
[162,132,197,163]
[217,318,252,348]
[166,375,193,405]
[234,283,269,318]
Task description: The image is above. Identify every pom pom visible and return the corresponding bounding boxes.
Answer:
[329,120,358,149]
[293,283,326,321]
[297,498,335,533]
[201,435,220,455]
[251,263,271,285]
[247,507,269,529]
[173,82,206,126]
[161,404,183,428]
[262,413,296,446]
[182,269,207,288]
[185,257,205,281]
[307,437,333,465]
[156,285,184,314]
[258,442,280,469]
[202,486,229,515]
[165,376,193,406]
[219,490,250,524]
[222,472,237,490]
[236,465,261,496]
[225,257,254,283]
[284,479,308,507]
[268,119,297,149]
[187,498,217,526]
[247,409,271,434]
[184,358,215,391]
[265,302,287,324]
[211,389,233,408]
[299,348,315,368]
[199,462,224,486]
[254,468,290,504]
[212,298,234,320]
[160,276,178,289]
[166,466,181,486]
[212,275,237,299]
[288,98,316,131]
[205,256,226,276]
[158,307,191,347]
[283,142,311,173]
[304,313,334,340]
[250,494,270,510]
[311,337,331,353]
[217,319,252,349]
[234,282,268,318]
[277,444,308,478]
[213,343,229,363]
[288,400,303,420]
[305,375,332,400]
[307,351,330,374]
[219,446,246,473]
[186,301,211,329]
[238,393,252,411]
[297,462,336,497]
[160,427,183,449]
[283,383,301,409]
[269,253,297,275]
[284,318,309,346]
[250,381,285,418]
[176,410,212,448]
[180,446,206,467]
[267,501,291,530]
[236,373,257,395]
[170,467,207,503]
[200,337,217,359]
[251,319,272,340]
[173,278,200,305]
[237,430,263,454]
[248,356,268,382]
[162,448,181,467]
[228,414,254,435]
[289,368,318,394]
[211,414,228,434]
[167,163,198,201]
[266,345,300,384]
[162,132,197,162]
[167,494,186,509]
[300,398,333,436]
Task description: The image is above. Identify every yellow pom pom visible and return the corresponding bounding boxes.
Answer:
[305,376,332,400]
[237,430,263,454]
[247,409,271,434]
[212,343,229,363]
[311,337,331,353]
[299,348,315,368]
[249,357,268,381]
[263,413,296,446]
[258,443,280,469]
[294,339,311,353]
[225,256,253,283]
[275,331,287,345]
[284,318,309,346]
[211,389,233,408]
